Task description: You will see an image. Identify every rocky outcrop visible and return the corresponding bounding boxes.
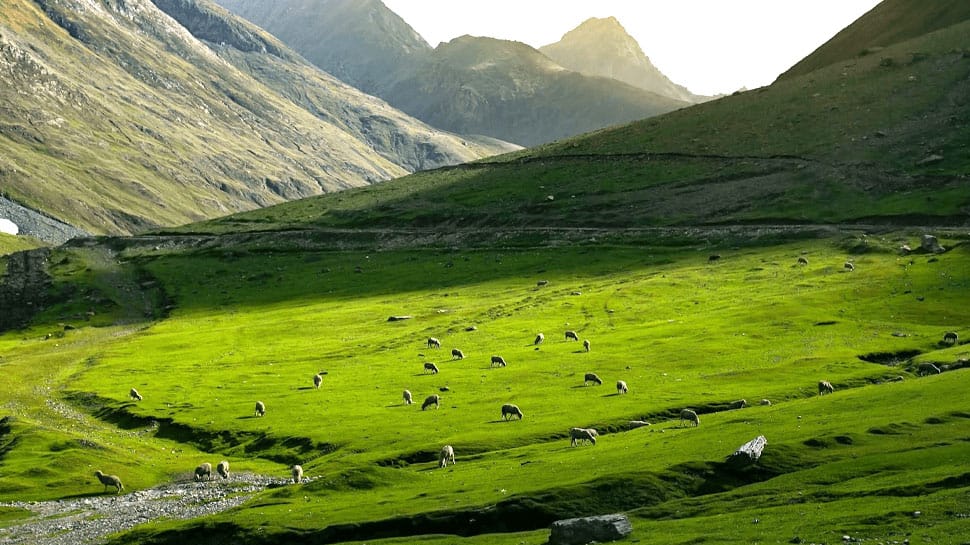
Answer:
[549,514,633,545]
[0,248,53,331]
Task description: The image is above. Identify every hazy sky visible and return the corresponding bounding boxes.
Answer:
[382,0,882,96]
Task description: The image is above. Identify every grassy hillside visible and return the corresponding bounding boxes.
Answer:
[179,17,969,236]
[780,0,970,79]
[0,228,968,544]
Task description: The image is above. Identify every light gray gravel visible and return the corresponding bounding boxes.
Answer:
[0,473,293,545]
[0,197,88,245]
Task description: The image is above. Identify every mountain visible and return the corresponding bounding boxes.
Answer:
[780,0,970,79]
[539,16,706,104]
[0,0,509,238]
[212,0,432,97]
[383,35,689,147]
[212,0,690,146]
[193,3,970,235]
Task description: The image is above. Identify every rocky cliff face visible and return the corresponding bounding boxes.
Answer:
[539,17,707,104]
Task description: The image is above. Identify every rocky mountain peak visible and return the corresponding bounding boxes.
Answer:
[540,16,706,104]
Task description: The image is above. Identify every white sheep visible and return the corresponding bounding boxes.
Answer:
[451,349,465,360]
[291,464,303,484]
[569,427,597,446]
[129,388,142,401]
[427,337,441,349]
[501,403,523,420]
[760,399,771,406]
[422,394,440,410]
[439,445,455,468]
[94,470,124,494]
[313,374,323,389]
[584,373,602,386]
[490,355,507,367]
[844,262,855,272]
[797,256,809,265]
[583,339,590,352]
[403,389,413,405]
[565,330,579,341]
[818,381,834,395]
[424,362,439,374]
[534,333,545,345]
[255,400,266,416]
[216,460,230,480]
[616,380,628,394]
[680,409,700,427]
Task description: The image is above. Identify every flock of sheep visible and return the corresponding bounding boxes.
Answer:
[101,266,961,491]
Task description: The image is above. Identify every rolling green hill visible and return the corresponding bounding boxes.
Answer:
[0,0,509,238]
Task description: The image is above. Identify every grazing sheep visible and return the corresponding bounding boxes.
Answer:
[760,399,771,406]
[584,373,603,386]
[313,374,323,389]
[565,330,579,341]
[616,380,628,394]
[680,409,700,427]
[422,394,440,410]
[731,399,747,409]
[194,462,212,482]
[818,381,834,395]
[797,256,809,265]
[403,389,413,405]
[917,362,942,376]
[427,337,441,349]
[94,470,124,494]
[291,464,303,484]
[451,349,465,360]
[844,262,855,271]
[943,331,959,345]
[583,339,590,352]
[424,362,439,374]
[439,445,455,468]
[490,355,507,367]
[534,333,545,345]
[254,401,266,417]
[216,460,230,480]
[569,427,597,446]
[501,403,524,420]
[129,388,142,401]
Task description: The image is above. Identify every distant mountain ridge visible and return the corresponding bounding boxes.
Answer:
[0,0,509,237]
[539,16,708,103]
[213,0,695,146]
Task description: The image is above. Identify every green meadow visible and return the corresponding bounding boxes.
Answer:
[1,229,968,544]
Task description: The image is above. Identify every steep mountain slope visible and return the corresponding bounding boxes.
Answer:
[384,36,689,146]
[213,0,690,147]
[539,17,706,104]
[0,0,507,237]
[212,0,432,96]
[190,14,970,235]
[780,0,970,79]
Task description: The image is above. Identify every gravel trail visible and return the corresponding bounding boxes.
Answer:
[0,474,288,545]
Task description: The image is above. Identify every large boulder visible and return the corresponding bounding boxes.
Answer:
[921,234,945,253]
[549,514,632,545]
